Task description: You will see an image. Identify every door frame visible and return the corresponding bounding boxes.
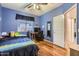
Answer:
[64,4,77,15]
[64,4,77,55]
[64,4,77,45]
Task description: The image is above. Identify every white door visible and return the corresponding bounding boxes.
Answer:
[53,14,64,47]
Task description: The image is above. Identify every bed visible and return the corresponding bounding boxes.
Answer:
[0,37,39,56]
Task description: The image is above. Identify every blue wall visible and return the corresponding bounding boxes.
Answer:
[2,7,40,32]
[77,4,79,44]
[40,3,75,41]
[0,5,1,32]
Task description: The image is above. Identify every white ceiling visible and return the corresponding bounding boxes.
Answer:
[1,3,63,16]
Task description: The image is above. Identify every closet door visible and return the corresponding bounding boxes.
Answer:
[53,14,64,47]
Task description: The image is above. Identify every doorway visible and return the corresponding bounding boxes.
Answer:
[64,4,77,55]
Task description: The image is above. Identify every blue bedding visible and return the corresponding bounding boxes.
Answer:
[0,38,31,46]
[0,38,35,52]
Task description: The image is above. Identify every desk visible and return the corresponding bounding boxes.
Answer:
[31,32,38,39]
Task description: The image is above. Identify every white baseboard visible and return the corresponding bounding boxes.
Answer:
[44,39,53,44]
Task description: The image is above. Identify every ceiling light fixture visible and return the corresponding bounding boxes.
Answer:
[36,5,40,10]
[32,4,41,10]
[33,4,36,9]
[33,4,41,10]
[24,3,48,11]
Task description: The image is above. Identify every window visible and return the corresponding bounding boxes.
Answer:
[17,23,26,32]
[17,21,34,32]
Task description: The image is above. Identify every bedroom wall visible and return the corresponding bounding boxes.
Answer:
[39,3,75,42]
[0,5,2,33]
[1,7,40,32]
[77,4,79,44]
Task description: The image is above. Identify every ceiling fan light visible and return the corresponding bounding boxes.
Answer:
[33,4,36,9]
[36,5,41,10]
[36,5,39,9]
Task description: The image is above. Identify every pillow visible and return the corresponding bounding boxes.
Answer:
[1,32,9,36]
[14,32,20,36]
[10,31,15,37]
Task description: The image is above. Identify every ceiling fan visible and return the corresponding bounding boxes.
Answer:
[24,3,48,10]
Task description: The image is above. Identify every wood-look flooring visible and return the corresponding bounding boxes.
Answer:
[35,41,67,56]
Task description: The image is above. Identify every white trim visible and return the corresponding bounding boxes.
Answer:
[64,4,77,14]
[44,39,53,44]
[64,4,77,45]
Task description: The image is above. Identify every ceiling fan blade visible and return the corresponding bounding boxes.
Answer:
[24,3,48,9]
[28,5,33,8]
[24,3,33,8]
[38,3,48,5]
